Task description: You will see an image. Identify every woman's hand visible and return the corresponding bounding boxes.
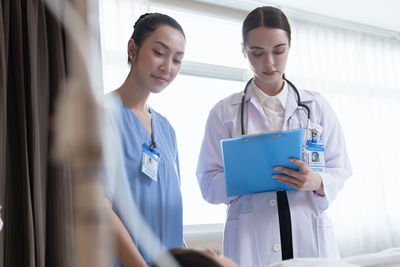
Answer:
[273,158,325,195]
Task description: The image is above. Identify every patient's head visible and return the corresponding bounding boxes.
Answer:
[152,247,238,267]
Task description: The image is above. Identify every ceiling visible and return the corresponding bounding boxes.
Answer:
[265,0,400,32]
[192,0,400,33]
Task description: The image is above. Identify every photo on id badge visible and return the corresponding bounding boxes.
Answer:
[311,151,320,163]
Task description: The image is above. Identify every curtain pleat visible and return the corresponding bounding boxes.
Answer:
[5,0,35,266]
[27,1,49,266]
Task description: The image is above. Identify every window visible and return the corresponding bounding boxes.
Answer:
[150,4,246,68]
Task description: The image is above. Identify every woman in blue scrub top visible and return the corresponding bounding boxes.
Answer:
[105,13,186,267]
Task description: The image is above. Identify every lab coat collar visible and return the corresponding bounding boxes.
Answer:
[230,80,316,130]
[240,83,266,118]
[231,80,314,106]
[230,81,263,106]
[283,83,314,124]
[229,82,269,130]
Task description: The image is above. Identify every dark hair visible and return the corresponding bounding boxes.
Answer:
[242,6,291,46]
[151,248,222,267]
[128,13,185,64]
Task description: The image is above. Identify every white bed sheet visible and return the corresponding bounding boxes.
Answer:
[268,248,400,267]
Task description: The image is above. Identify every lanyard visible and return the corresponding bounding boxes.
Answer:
[148,107,156,149]
[151,132,156,149]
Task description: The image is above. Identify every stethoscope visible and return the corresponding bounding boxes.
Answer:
[240,76,311,146]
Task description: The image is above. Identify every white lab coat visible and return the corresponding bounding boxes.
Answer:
[196,84,352,267]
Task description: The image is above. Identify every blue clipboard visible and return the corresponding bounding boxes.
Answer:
[221,128,304,197]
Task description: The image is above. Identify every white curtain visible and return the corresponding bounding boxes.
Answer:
[287,19,400,257]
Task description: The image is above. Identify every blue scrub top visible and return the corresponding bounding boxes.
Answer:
[106,95,183,266]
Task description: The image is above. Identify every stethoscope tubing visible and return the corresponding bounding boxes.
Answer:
[240,77,311,147]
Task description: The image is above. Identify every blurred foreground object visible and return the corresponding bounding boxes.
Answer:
[52,0,108,266]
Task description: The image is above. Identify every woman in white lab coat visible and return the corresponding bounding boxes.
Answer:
[196,6,352,267]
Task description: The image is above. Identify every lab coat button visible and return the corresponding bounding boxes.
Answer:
[273,244,280,252]
[269,199,277,206]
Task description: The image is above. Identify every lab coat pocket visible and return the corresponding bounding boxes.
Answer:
[316,216,340,258]
[223,213,260,267]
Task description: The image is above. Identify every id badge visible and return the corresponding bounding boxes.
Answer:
[141,143,160,181]
[304,139,326,173]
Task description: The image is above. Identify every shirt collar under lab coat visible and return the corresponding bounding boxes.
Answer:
[251,80,288,110]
